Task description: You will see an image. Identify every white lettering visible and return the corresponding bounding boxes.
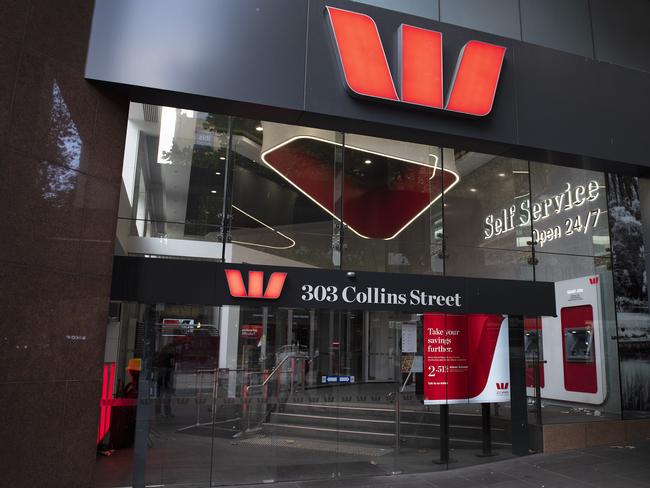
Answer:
[587,180,599,201]
[483,179,603,243]
[342,285,355,303]
[484,215,494,239]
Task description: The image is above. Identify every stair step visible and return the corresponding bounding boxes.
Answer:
[270,412,508,441]
[262,423,512,449]
[281,402,508,428]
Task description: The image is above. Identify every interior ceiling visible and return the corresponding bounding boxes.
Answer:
[128,103,500,244]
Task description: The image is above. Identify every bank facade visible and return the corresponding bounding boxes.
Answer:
[2,1,650,487]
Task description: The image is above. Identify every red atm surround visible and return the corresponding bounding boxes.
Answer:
[524,318,545,389]
[560,305,598,394]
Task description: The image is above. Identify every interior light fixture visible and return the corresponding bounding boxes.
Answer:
[364,159,372,164]
[215,172,221,175]
[255,125,263,132]
[231,205,295,250]
[219,156,226,160]
[498,173,506,177]
[470,188,477,192]
[261,135,459,240]
[210,190,217,194]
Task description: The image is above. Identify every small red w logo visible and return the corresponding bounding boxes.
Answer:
[496,382,509,390]
[589,276,599,285]
[225,270,287,299]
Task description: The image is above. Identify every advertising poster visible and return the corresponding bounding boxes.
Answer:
[423,314,510,404]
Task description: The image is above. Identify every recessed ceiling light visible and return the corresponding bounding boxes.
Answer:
[255,125,263,132]
[215,172,221,175]
[219,156,226,160]
[498,173,506,177]
[470,188,477,192]
[364,159,372,165]
[210,190,217,194]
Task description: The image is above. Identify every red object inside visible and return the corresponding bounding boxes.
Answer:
[264,138,456,239]
[524,317,545,389]
[97,362,115,444]
[561,305,598,394]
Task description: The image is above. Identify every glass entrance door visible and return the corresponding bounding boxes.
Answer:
[102,304,522,488]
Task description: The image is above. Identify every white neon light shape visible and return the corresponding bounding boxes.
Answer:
[231,204,295,250]
[260,136,460,240]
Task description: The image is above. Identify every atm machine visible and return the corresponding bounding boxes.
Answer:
[526,275,607,405]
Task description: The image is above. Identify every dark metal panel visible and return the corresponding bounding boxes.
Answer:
[515,41,650,167]
[590,0,650,73]
[350,0,439,20]
[85,0,308,111]
[110,257,220,306]
[439,0,521,40]
[520,0,593,58]
[514,42,617,163]
[605,66,650,166]
[304,0,518,146]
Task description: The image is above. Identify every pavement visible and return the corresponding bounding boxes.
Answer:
[227,440,650,488]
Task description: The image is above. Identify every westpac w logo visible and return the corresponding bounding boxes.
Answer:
[326,6,506,116]
[224,270,287,299]
[496,382,509,390]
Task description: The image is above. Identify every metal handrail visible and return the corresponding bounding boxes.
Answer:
[246,355,292,394]
[242,355,306,433]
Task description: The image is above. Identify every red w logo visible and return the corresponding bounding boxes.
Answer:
[326,6,506,116]
[589,276,599,285]
[225,270,287,299]
[496,382,509,390]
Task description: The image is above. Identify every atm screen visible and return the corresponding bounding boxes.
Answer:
[564,328,594,362]
[524,330,542,361]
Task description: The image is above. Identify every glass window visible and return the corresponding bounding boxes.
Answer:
[105,102,637,488]
[531,162,621,422]
[341,135,447,274]
[117,104,229,260]
[226,120,342,268]
[443,150,533,280]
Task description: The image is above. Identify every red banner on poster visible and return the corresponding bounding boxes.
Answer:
[423,314,510,404]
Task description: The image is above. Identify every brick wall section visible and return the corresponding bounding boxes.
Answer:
[0,1,128,486]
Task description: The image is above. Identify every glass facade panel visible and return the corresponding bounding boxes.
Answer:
[227,120,342,268]
[529,162,620,422]
[96,101,650,488]
[117,105,230,260]
[341,136,446,275]
[444,151,533,280]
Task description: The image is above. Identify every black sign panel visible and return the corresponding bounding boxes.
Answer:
[111,257,556,316]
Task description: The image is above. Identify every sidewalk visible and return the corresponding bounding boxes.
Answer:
[229,440,650,488]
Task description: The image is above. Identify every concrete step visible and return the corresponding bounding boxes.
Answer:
[261,422,512,449]
[282,402,507,428]
[269,412,509,441]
